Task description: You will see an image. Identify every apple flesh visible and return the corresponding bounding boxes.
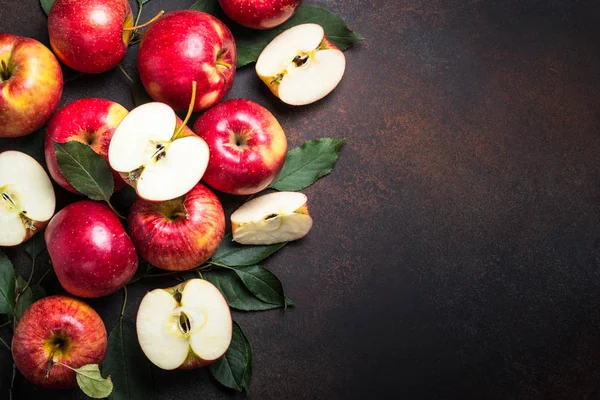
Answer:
[45,98,129,194]
[45,200,138,298]
[137,279,232,370]
[48,0,134,73]
[137,10,236,112]
[12,295,107,389]
[231,191,313,245]
[128,183,225,271]
[108,102,210,202]
[0,34,63,138]
[0,151,56,247]
[218,0,302,30]
[193,99,287,195]
[256,23,346,106]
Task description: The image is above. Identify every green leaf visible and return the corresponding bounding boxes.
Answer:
[209,321,252,392]
[40,0,54,16]
[132,81,153,107]
[24,232,46,260]
[8,128,46,164]
[212,233,286,267]
[231,265,284,305]
[54,141,114,202]
[190,0,221,16]
[103,319,153,400]
[204,269,293,311]
[0,250,15,315]
[14,276,39,320]
[74,364,113,399]
[269,138,346,191]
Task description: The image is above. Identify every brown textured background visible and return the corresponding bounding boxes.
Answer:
[2,0,600,399]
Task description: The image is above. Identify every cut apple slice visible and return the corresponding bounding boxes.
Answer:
[108,102,209,201]
[255,23,346,106]
[136,279,232,370]
[231,191,313,245]
[0,151,55,246]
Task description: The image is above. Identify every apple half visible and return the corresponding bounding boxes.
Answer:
[108,102,209,201]
[0,151,55,246]
[231,191,313,245]
[136,279,232,370]
[255,23,346,106]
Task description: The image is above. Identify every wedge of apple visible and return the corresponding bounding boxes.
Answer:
[136,279,232,370]
[231,191,313,245]
[108,102,209,201]
[255,23,346,106]
[0,151,55,246]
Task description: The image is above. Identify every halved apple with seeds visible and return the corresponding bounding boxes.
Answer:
[136,279,232,370]
[231,191,313,245]
[256,23,346,106]
[108,102,209,202]
[0,151,55,246]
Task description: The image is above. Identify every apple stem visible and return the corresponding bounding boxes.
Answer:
[123,10,165,32]
[216,61,232,70]
[0,60,10,81]
[173,81,197,139]
[44,344,61,378]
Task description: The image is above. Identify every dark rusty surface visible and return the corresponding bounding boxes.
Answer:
[1,0,600,399]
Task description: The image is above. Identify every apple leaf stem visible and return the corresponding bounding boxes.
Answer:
[0,320,11,329]
[118,64,134,84]
[123,10,164,32]
[36,267,52,286]
[173,81,197,139]
[0,335,10,351]
[119,286,127,320]
[135,0,143,26]
[107,201,126,220]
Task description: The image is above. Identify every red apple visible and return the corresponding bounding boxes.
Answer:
[193,99,287,195]
[48,0,134,73]
[128,183,225,271]
[138,10,236,112]
[45,200,138,298]
[45,98,128,194]
[0,34,62,138]
[12,295,107,389]
[218,0,302,30]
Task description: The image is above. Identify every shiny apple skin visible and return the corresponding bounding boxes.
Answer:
[45,98,128,194]
[48,0,133,73]
[0,34,63,138]
[45,201,138,298]
[12,295,107,389]
[218,0,302,30]
[138,10,236,112]
[128,183,225,271]
[193,99,287,195]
